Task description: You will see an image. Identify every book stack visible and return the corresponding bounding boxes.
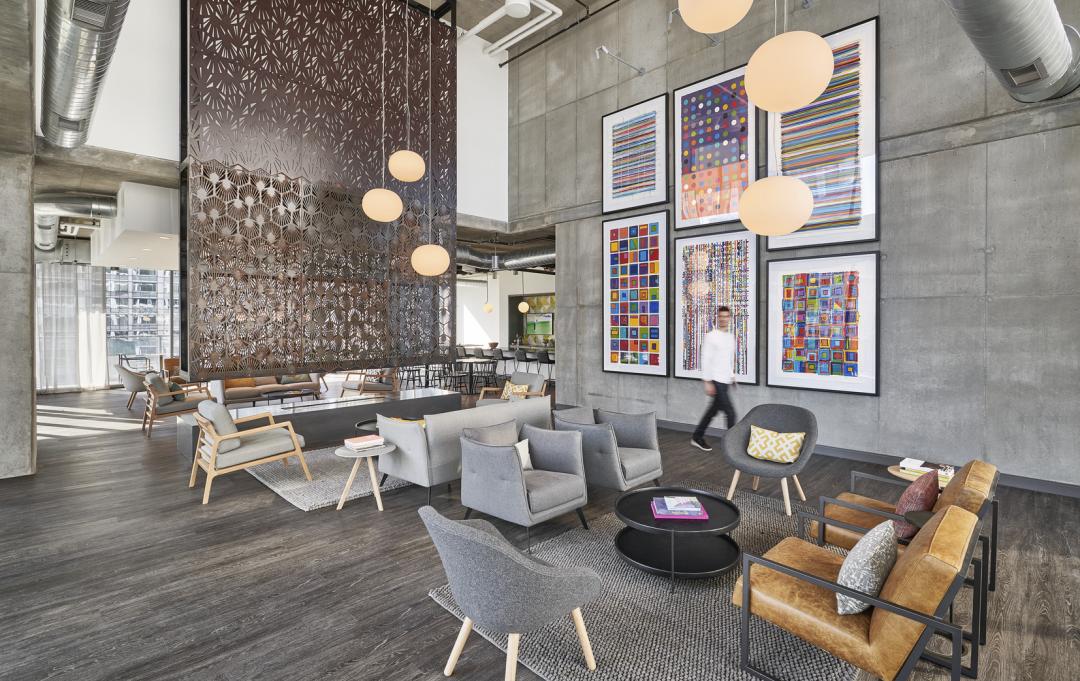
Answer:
[344,434,385,451]
[898,458,955,485]
[651,496,709,521]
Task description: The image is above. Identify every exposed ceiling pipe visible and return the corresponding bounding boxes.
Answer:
[484,0,562,55]
[33,193,117,252]
[40,0,131,147]
[943,0,1080,102]
[455,243,555,271]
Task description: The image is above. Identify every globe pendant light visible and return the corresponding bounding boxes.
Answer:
[483,302,494,314]
[678,0,752,34]
[738,175,814,236]
[746,31,833,112]
[483,274,494,313]
[388,4,426,183]
[364,0,403,222]
[411,5,449,277]
[517,272,530,313]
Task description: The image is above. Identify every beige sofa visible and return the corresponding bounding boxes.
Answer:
[208,374,322,405]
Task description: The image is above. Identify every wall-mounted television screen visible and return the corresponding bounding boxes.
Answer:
[525,313,553,336]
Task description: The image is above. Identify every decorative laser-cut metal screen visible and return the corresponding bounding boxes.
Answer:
[181,0,456,379]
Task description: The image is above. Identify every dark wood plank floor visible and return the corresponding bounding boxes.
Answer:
[1,388,1076,681]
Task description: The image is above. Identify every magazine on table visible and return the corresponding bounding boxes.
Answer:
[651,496,709,520]
[344,434,385,451]
[898,458,955,481]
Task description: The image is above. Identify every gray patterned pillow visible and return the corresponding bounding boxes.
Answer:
[836,520,898,615]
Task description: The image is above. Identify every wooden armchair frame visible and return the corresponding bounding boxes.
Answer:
[341,368,400,397]
[190,412,311,504]
[141,380,211,437]
[477,378,548,402]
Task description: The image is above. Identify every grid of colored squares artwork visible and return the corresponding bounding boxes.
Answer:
[677,71,751,224]
[777,40,863,231]
[608,221,663,368]
[677,236,754,378]
[781,271,860,376]
[611,111,658,199]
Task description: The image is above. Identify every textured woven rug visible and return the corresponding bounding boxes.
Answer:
[247,446,411,511]
[430,486,858,681]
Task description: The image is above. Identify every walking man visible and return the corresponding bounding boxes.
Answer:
[691,305,736,451]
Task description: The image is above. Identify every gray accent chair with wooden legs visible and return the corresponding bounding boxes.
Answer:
[117,364,146,410]
[141,372,212,437]
[552,407,663,491]
[419,505,601,681]
[720,404,818,516]
[460,422,588,551]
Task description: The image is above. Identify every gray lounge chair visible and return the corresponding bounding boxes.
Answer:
[460,422,588,551]
[552,407,663,491]
[419,505,602,681]
[116,364,146,410]
[720,403,818,516]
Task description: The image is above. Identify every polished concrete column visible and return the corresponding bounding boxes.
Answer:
[0,151,36,478]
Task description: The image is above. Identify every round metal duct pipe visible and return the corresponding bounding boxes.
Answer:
[35,215,61,252]
[455,244,555,271]
[40,0,131,147]
[943,0,1080,102]
[33,193,117,252]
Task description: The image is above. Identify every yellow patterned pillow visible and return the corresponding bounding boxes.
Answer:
[500,382,530,401]
[747,425,806,464]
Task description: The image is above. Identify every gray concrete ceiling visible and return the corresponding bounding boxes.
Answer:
[33,140,179,195]
[421,0,597,47]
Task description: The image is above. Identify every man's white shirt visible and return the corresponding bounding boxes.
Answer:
[700,329,736,384]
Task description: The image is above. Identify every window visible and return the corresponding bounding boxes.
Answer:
[105,268,180,383]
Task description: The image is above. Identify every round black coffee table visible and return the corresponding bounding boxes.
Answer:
[614,486,741,592]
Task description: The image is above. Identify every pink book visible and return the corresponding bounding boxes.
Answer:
[344,434,384,449]
[651,500,709,521]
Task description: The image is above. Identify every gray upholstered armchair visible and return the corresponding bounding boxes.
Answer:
[460,421,588,550]
[721,403,818,516]
[116,364,146,410]
[476,371,548,407]
[419,505,601,681]
[552,407,663,491]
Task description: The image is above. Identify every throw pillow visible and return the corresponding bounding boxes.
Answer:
[279,373,310,385]
[894,470,939,539]
[514,439,533,471]
[500,382,530,401]
[746,425,806,463]
[146,372,173,405]
[169,382,186,402]
[836,521,898,615]
[223,377,257,389]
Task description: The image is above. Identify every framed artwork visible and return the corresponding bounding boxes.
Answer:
[766,17,878,250]
[603,211,669,376]
[673,65,756,229]
[602,94,669,214]
[673,231,758,383]
[766,252,879,395]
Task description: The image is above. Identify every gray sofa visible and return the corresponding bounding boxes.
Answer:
[553,406,663,491]
[376,398,552,504]
[207,374,322,405]
[460,422,588,549]
[419,506,601,680]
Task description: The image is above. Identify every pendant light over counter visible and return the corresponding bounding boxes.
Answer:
[363,0,403,222]
[410,3,450,277]
[678,0,752,34]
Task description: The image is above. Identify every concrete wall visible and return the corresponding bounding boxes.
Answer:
[510,0,1080,486]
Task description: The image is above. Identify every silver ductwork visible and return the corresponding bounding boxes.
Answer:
[455,244,556,271]
[40,0,131,147]
[943,0,1080,102]
[33,193,117,251]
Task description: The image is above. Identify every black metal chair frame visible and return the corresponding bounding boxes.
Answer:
[469,359,499,394]
[740,512,984,681]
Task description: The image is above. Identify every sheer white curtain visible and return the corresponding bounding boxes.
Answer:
[35,263,109,392]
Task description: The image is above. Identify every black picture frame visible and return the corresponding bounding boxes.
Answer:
[765,16,881,251]
[765,250,880,396]
[601,93,671,216]
[601,210,671,378]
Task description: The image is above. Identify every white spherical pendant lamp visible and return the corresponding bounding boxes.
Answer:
[388,149,426,182]
[362,188,403,222]
[738,176,814,236]
[411,243,450,277]
[518,300,531,313]
[483,302,494,314]
[746,31,834,113]
[678,0,752,34]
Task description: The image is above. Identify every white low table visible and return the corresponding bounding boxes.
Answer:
[334,443,396,511]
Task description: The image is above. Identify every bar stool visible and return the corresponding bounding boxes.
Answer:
[471,360,499,394]
[492,348,509,377]
[399,366,421,390]
[514,348,534,373]
[536,350,556,381]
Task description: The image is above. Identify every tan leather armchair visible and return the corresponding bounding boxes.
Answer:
[734,505,983,681]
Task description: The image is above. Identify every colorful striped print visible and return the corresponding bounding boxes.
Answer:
[779,41,862,231]
[611,112,657,198]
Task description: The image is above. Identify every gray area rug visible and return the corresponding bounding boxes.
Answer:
[430,486,858,681]
[247,446,411,511]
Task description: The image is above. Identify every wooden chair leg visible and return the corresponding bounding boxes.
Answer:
[504,633,520,681]
[792,474,806,502]
[188,456,200,488]
[296,450,313,481]
[751,475,760,491]
[202,474,215,504]
[444,617,472,676]
[780,477,792,516]
[126,392,136,410]
[571,608,596,671]
[726,470,741,500]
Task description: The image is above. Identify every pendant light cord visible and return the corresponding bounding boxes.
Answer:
[380,0,387,185]
[404,0,411,149]
[427,2,433,242]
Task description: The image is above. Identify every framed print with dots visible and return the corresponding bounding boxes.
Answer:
[673,66,756,230]
[603,211,669,377]
[602,94,669,214]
